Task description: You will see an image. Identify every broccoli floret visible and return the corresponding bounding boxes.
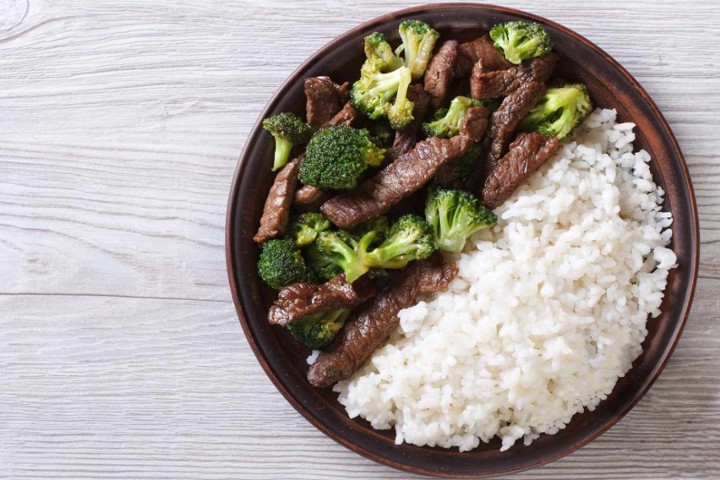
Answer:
[350,58,415,129]
[422,96,485,138]
[452,142,484,181]
[353,216,391,247]
[361,214,435,269]
[364,32,404,71]
[425,187,497,253]
[397,20,440,79]
[257,238,317,290]
[519,83,593,139]
[288,212,331,247]
[262,112,313,171]
[306,230,369,283]
[489,21,553,65]
[287,308,350,350]
[299,126,386,190]
[367,118,395,148]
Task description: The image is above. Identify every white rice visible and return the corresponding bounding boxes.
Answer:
[333,108,676,452]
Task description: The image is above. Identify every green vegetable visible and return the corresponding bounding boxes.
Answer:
[367,118,395,148]
[425,187,497,253]
[257,238,317,290]
[350,57,414,129]
[397,20,440,79]
[287,308,350,350]
[361,214,436,269]
[489,21,553,65]
[363,32,404,71]
[298,125,386,190]
[306,230,370,283]
[451,142,484,181]
[352,216,391,247]
[422,96,485,138]
[262,112,313,171]
[519,83,593,139]
[288,212,331,247]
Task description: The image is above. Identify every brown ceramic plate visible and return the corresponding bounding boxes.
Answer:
[226,3,699,477]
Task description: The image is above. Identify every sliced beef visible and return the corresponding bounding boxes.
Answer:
[268,274,377,327]
[307,253,458,388]
[327,101,359,127]
[424,40,459,109]
[482,132,560,209]
[456,35,513,77]
[482,81,547,174]
[470,52,558,99]
[253,156,301,243]
[320,106,489,230]
[294,184,330,211]
[305,77,347,129]
[390,84,431,159]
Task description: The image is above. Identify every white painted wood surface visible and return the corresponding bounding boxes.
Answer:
[1,0,718,478]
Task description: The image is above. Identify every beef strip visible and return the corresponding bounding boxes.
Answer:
[482,132,560,208]
[304,77,347,129]
[327,101,359,127]
[481,80,547,176]
[253,156,301,243]
[294,184,330,211]
[268,274,377,327]
[320,106,489,230]
[456,35,513,77]
[423,40,459,110]
[307,253,458,388]
[470,52,558,99]
[390,84,431,159]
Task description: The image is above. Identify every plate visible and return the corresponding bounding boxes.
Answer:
[226,4,699,477]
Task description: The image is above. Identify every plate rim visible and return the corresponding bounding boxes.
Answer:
[225,3,700,477]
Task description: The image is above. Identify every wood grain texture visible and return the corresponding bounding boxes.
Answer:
[0,0,718,478]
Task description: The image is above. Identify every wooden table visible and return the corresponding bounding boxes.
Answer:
[1,0,718,478]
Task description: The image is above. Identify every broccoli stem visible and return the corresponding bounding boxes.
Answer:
[273,137,293,171]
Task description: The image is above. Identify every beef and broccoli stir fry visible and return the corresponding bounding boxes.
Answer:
[253,19,593,388]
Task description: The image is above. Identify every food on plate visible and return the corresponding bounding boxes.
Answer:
[299,125,386,190]
[304,76,350,129]
[336,108,676,451]
[261,112,313,172]
[489,21,553,65]
[320,105,488,229]
[519,83,593,139]
[253,155,302,243]
[252,18,676,451]
[308,253,458,388]
[257,238,316,290]
[424,187,497,252]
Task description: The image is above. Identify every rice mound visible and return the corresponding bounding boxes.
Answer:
[333,109,676,452]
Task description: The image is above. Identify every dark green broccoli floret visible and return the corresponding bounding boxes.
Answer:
[397,20,440,79]
[367,118,395,148]
[364,32,404,71]
[262,112,313,171]
[361,214,435,269]
[299,125,386,190]
[519,83,593,139]
[452,142,484,181]
[288,308,350,350]
[288,212,331,247]
[489,21,553,65]
[257,238,317,290]
[425,187,497,253]
[350,57,415,129]
[353,216,391,247]
[422,96,485,138]
[306,230,369,283]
